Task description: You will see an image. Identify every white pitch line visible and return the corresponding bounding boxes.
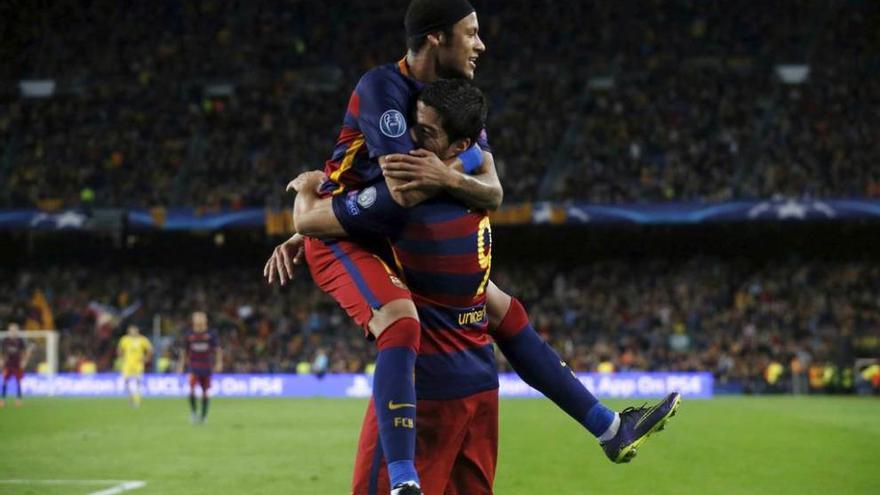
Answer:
[0,479,147,494]
[88,480,147,495]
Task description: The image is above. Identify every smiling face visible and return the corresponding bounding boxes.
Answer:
[435,13,486,80]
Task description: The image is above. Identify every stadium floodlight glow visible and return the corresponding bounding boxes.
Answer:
[19,80,56,98]
[775,64,810,84]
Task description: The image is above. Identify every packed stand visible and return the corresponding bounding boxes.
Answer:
[1,257,877,393]
[1,1,879,208]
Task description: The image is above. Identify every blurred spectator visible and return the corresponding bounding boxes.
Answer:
[1,256,877,390]
[1,0,878,207]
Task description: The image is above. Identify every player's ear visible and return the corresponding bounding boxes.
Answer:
[426,31,443,48]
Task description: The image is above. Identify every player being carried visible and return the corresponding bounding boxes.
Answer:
[117,325,153,408]
[293,78,681,494]
[177,311,222,424]
[1,323,32,408]
[265,1,680,493]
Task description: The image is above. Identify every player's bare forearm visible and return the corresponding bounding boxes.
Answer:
[379,155,433,207]
[382,151,503,210]
[289,171,348,238]
[293,192,347,238]
[215,348,223,373]
[440,151,503,210]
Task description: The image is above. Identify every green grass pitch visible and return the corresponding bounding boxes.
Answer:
[1,397,878,494]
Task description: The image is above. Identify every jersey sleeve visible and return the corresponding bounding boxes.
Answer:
[332,181,408,239]
[355,71,416,158]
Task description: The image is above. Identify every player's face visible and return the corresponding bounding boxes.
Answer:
[436,13,485,80]
[193,312,208,332]
[411,101,467,160]
[127,326,138,336]
[7,323,19,336]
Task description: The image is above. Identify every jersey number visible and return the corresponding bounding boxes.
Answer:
[476,216,492,296]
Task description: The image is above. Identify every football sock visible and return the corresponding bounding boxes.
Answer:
[373,317,420,487]
[16,378,22,399]
[1,380,6,398]
[131,380,142,406]
[494,298,616,438]
[189,393,197,413]
[201,396,210,419]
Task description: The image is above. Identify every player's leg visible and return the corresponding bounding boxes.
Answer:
[14,369,24,406]
[485,282,618,436]
[188,373,199,423]
[486,281,681,463]
[199,375,211,421]
[352,397,467,495]
[131,375,143,407]
[446,389,499,495]
[352,400,390,495]
[306,238,422,490]
[122,369,134,405]
[0,368,8,407]
[412,397,471,495]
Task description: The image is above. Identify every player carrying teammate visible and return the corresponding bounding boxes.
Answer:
[294,78,681,493]
[117,325,153,408]
[266,1,680,491]
[1,322,31,408]
[177,311,222,424]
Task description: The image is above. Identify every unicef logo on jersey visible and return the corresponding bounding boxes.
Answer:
[379,109,407,138]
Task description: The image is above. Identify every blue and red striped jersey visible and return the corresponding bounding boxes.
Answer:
[184,330,219,375]
[333,181,496,400]
[320,59,490,197]
[2,337,26,369]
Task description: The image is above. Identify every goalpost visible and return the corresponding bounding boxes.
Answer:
[0,330,59,376]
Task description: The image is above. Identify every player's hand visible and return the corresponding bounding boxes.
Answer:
[264,233,306,286]
[286,170,326,194]
[382,149,454,193]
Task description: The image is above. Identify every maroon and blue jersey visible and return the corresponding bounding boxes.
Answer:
[2,337,26,369]
[184,330,219,376]
[320,58,490,197]
[333,181,496,400]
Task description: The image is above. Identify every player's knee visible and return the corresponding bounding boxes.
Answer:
[368,298,418,337]
[370,299,420,351]
[485,281,513,328]
[489,296,528,341]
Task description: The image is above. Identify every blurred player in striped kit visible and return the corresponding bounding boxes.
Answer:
[1,323,31,408]
[178,311,222,424]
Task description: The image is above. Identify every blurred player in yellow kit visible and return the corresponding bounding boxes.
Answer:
[117,325,153,407]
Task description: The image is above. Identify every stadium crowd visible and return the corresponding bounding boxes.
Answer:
[2,257,877,392]
[2,0,879,208]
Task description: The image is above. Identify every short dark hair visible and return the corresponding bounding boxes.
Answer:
[405,0,473,51]
[406,26,454,52]
[417,79,488,143]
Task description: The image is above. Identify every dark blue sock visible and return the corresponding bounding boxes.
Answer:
[495,299,615,438]
[373,318,420,486]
